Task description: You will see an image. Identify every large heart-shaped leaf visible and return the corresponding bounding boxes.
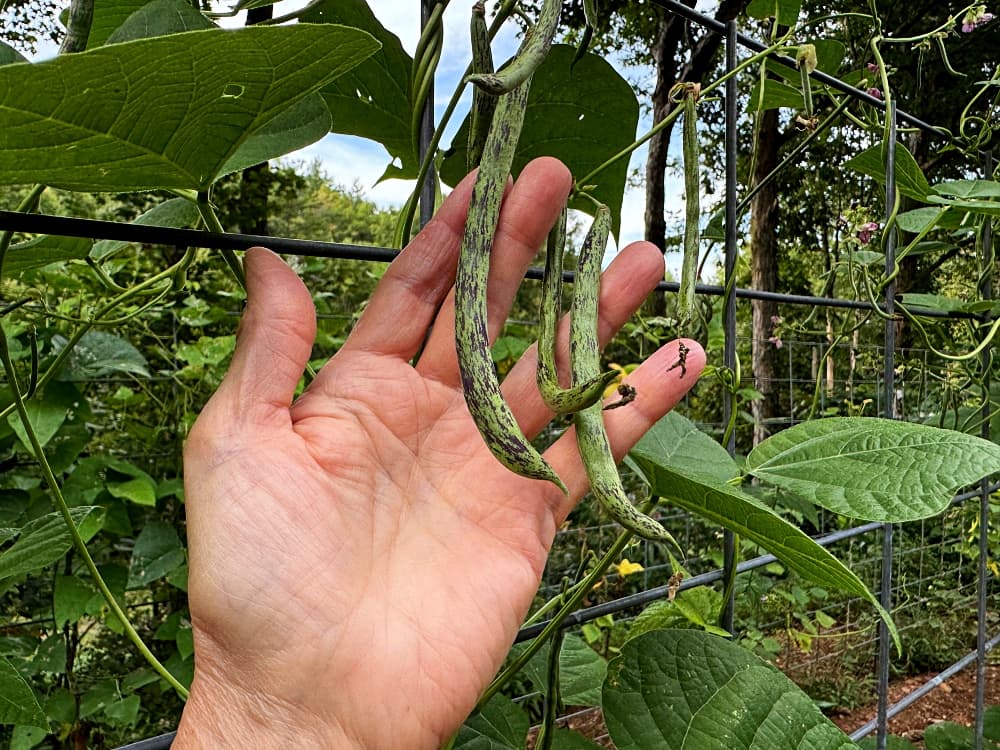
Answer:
[105,0,215,44]
[452,693,529,750]
[0,25,380,192]
[746,418,1000,522]
[87,0,149,48]
[441,45,639,237]
[628,416,892,636]
[603,630,859,750]
[302,0,417,180]
[844,142,930,202]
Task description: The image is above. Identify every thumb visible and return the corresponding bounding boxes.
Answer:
[204,247,316,429]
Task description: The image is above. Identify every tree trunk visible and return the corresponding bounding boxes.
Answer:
[750,107,781,446]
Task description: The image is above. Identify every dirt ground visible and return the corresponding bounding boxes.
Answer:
[830,664,1000,747]
[527,665,999,749]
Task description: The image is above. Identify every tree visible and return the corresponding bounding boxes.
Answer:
[0,0,62,53]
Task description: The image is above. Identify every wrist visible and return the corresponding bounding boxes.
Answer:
[173,666,362,749]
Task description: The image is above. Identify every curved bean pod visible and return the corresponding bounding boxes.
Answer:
[466,0,561,95]
[571,205,675,542]
[536,205,618,413]
[456,78,566,492]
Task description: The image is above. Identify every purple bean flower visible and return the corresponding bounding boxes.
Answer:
[858,221,880,245]
[962,5,995,32]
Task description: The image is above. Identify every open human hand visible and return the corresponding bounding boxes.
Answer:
[174,157,704,749]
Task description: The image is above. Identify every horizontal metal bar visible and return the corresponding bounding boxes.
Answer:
[0,210,399,263]
[849,630,1000,741]
[515,482,1000,643]
[115,731,175,750]
[648,0,952,140]
[0,211,975,320]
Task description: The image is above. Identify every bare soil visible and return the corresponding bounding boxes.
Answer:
[830,665,1000,747]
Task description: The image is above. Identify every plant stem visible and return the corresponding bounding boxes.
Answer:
[393,0,518,247]
[476,501,655,709]
[0,333,189,699]
[0,251,192,422]
[575,37,791,190]
[195,193,246,289]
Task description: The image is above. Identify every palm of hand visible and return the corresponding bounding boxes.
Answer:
[178,159,703,749]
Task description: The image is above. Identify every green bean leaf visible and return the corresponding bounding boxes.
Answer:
[746,418,1000,522]
[105,0,215,44]
[302,0,418,181]
[844,142,931,202]
[628,414,894,642]
[603,630,859,750]
[0,25,379,192]
[452,693,529,750]
[87,0,149,47]
[4,235,92,274]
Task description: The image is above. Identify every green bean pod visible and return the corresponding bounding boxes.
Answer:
[466,0,561,95]
[571,205,675,542]
[456,78,566,492]
[537,205,618,413]
[467,1,497,171]
[678,83,701,333]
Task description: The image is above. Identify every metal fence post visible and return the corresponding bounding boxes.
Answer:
[876,103,899,750]
[721,18,739,635]
[975,147,995,750]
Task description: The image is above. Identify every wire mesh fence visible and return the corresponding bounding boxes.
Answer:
[1,1,997,749]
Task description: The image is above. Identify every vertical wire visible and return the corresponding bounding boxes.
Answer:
[419,0,437,228]
[975,147,994,750]
[721,19,738,634]
[876,104,898,750]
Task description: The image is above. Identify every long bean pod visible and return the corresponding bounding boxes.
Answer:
[466,0,561,95]
[456,77,565,492]
[536,205,617,413]
[467,1,497,171]
[571,206,675,542]
[678,82,701,333]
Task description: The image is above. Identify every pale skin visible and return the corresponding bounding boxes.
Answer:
[173,157,705,749]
